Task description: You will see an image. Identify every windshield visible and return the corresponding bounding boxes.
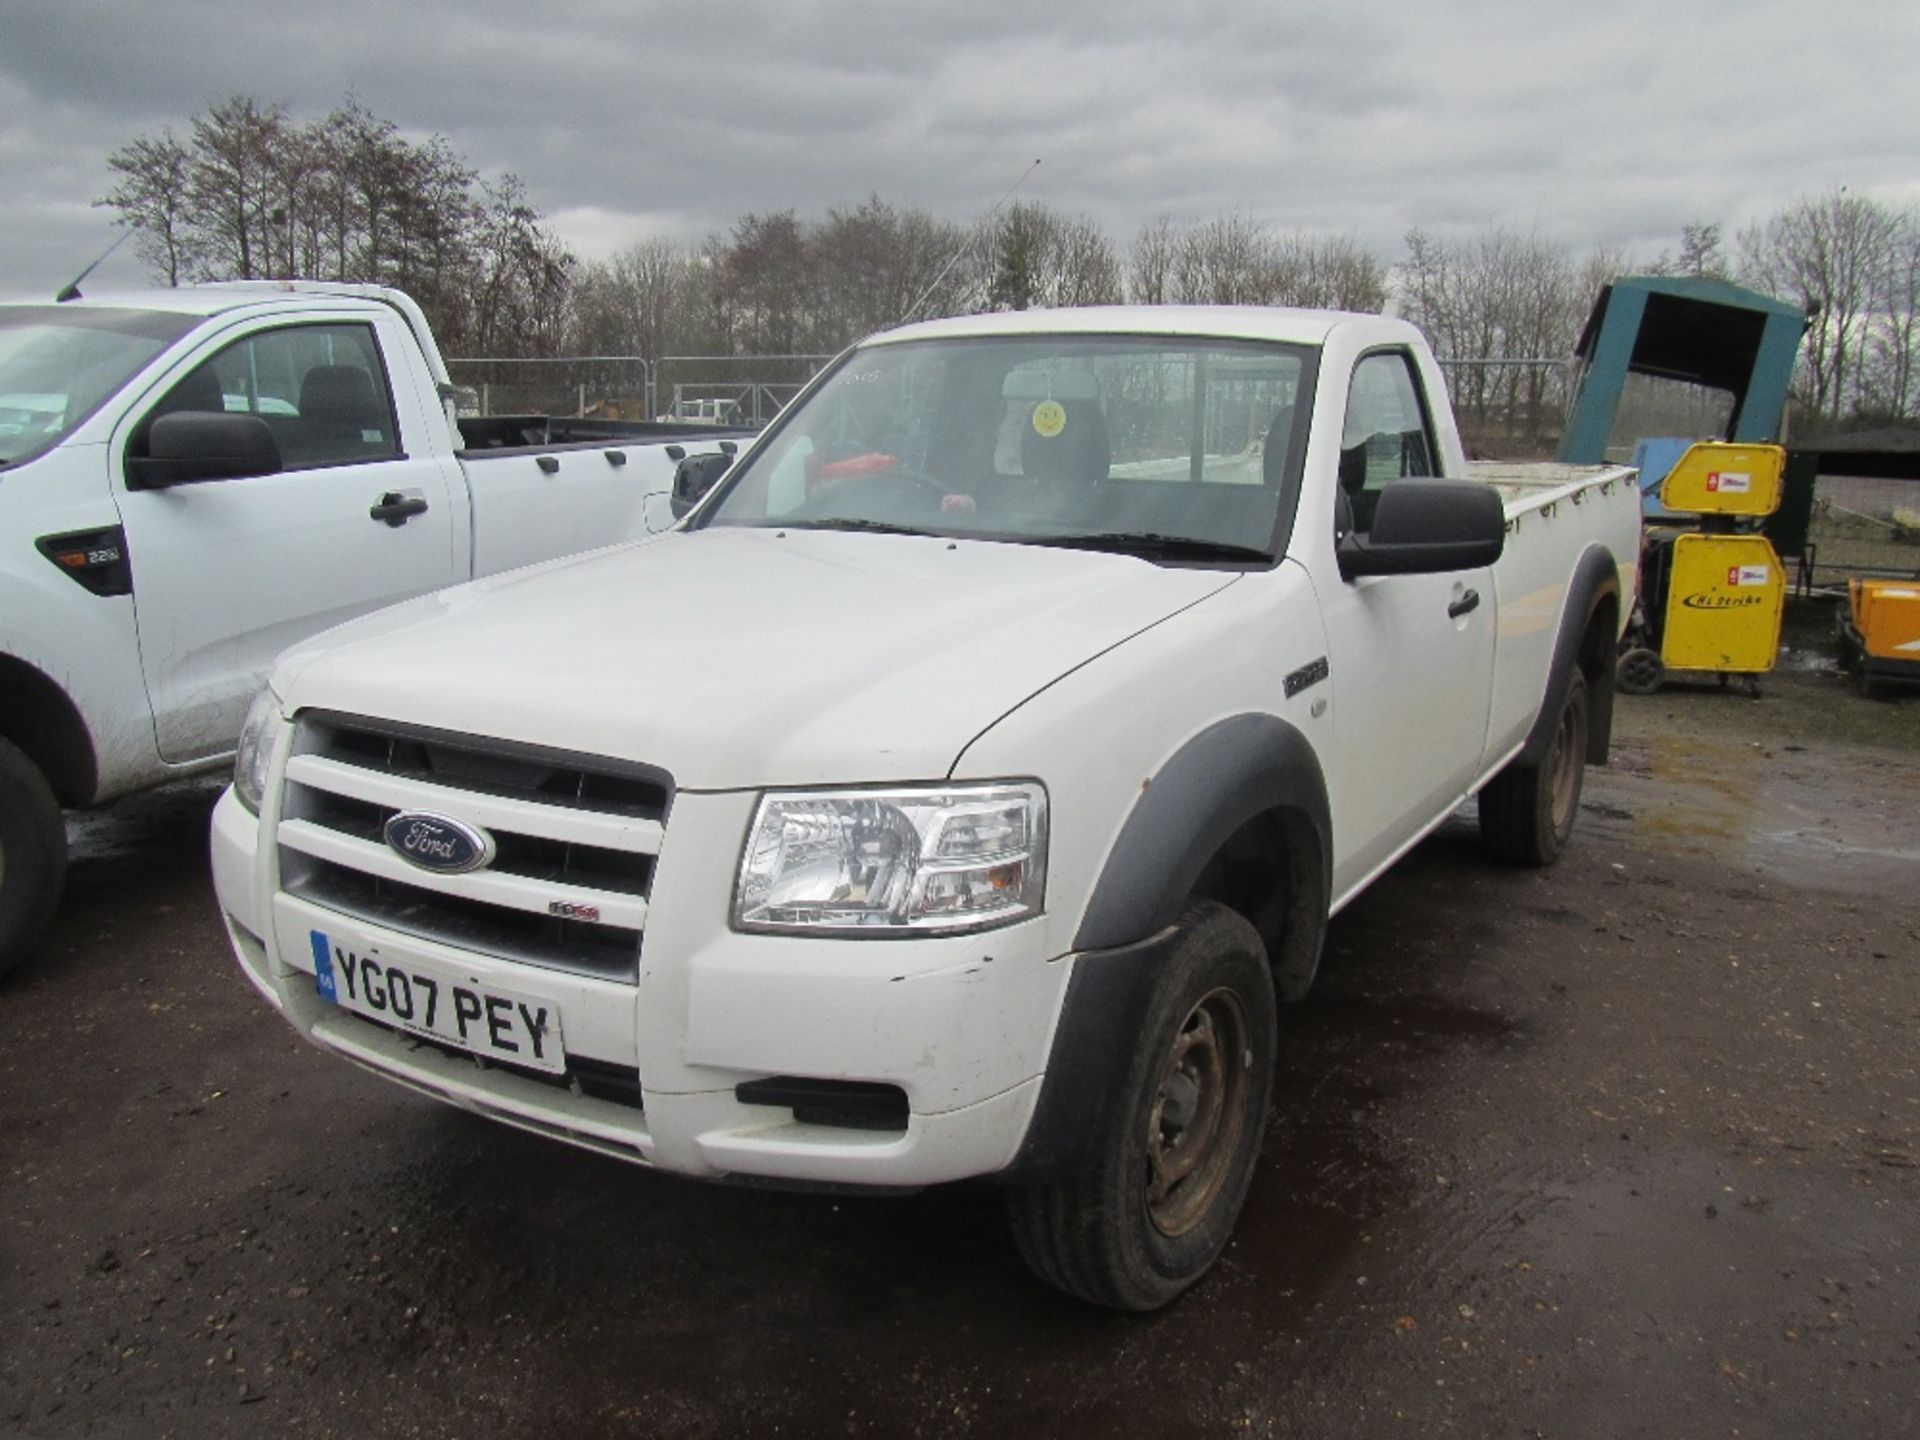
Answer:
[698,334,1316,561]
[0,307,199,467]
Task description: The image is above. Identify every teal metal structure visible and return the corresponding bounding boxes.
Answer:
[1557,276,1808,464]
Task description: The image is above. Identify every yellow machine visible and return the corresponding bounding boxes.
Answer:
[1616,443,1788,695]
[1837,578,1920,697]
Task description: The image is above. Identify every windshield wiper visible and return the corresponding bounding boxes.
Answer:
[1023,531,1271,563]
[785,518,932,537]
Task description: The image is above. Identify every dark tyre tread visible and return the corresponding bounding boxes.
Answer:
[0,736,66,980]
[1480,671,1589,868]
[1006,899,1276,1312]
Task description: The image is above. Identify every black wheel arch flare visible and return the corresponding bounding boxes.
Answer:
[1515,544,1624,771]
[1007,715,1331,1183]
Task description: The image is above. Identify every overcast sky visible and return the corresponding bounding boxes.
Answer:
[3,0,1916,300]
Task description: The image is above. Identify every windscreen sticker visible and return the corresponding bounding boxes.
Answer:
[1705,471,1752,493]
[1031,400,1067,438]
[1727,564,1770,587]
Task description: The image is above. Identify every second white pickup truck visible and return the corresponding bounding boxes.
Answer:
[212,305,1639,1310]
[0,280,742,975]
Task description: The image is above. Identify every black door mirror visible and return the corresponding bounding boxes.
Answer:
[670,451,734,519]
[127,412,283,489]
[1337,478,1505,578]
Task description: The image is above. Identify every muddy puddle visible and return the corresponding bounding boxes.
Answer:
[1581,731,1920,895]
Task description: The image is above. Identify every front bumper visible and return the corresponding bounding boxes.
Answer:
[211,785,1072,1188]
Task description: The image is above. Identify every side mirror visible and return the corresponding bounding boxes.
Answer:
[669,451,734,519]
[1337,478,1505,579]
[127,412,283,489]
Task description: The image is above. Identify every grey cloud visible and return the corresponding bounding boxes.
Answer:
[3,0,1916,296]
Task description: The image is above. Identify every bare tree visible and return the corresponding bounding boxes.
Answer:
[98,131,195,285]
[99,95,563,352]
[184,96,289,280]
[570,237,708,359]
[1677,222,1726,279]
[1128,217,1178,305]
[1051,215,1124,308]
[1862,211,1920,421]
[1171,215,1271,304]
[1267,232,1387,311]
[1125,218,1385,311]
[1401,226,1595,452]
[815,195,972,338]
[469,175,574,356]
[1739,190,1901,423]
[983,202,1122,311]
[710,210,818,353]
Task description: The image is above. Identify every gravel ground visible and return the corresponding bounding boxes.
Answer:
[3,599,1915,1438]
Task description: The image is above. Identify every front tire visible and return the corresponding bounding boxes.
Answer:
[1479,670,1588,867]
[1006,900,1277,1312]
[0,737,67,981]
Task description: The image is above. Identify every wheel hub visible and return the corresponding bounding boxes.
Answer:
[1145,989,1251,1237]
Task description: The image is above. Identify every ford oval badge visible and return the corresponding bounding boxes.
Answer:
[383,811,495,875]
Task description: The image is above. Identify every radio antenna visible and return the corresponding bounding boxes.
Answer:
[56,228,134,303]
[898,157,1041,326]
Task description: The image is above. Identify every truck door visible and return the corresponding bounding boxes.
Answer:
[115,315,462,763]
[1318,350,1495,890]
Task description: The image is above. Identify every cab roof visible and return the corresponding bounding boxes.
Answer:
[6,281,395,319]
[870,304,1389,349]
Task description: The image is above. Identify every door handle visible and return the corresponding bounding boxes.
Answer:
[1447,588,1481,620]
[370,491,429,527]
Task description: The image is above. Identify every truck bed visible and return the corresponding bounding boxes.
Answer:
[1472,460,1642,778]
[1468,461,1638,518]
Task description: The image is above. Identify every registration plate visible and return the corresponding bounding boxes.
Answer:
[309,930,565,1074]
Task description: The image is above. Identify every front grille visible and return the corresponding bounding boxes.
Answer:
[319,719,667,818]
[277,712,671,982]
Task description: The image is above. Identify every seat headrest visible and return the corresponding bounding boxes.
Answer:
[158,366,225,416]
[1019,400,1111,487]
[299,366,383,427]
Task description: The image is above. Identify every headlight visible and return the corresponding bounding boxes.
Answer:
[734,783,1047,935]
[232,686,283,816]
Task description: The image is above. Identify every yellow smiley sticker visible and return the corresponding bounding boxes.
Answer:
[1031,400,1067,438]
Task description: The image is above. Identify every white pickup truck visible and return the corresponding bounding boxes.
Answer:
[0,280,743,976]
[212,305,1639,1310]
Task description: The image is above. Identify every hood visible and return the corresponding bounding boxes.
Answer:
[273,526,1239,790]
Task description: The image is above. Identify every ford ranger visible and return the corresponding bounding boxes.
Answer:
[211,305,1638,1309]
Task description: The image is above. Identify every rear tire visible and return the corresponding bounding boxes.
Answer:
[0,737,66,981]
[1005,900,1277,1312]
[1479,670,1588,867]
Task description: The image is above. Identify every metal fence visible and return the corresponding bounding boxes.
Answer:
[444,353,833,426]
[445,356,651,420]
[1804,473,1920,587]
[652,355,833,428]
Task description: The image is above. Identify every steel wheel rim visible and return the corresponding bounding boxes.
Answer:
[1549,699,1580,833]
[1145,987,1251,1237]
